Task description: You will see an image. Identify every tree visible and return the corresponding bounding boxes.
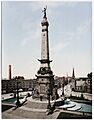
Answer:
[87,72,92,79]
[87,72,92,93]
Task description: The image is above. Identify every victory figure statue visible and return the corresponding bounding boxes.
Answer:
[42,6,47,18]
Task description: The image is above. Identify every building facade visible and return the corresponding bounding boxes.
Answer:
[74,77,91,93]
[2,79,36,94]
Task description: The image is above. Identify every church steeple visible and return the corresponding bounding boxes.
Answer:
[72,68,75,78]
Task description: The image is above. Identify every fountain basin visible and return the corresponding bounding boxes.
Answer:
[59,101,76,109]
[68,102,81,111]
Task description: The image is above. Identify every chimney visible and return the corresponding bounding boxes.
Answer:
[9,65,11,80]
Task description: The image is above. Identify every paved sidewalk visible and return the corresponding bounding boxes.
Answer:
[20,106,47,112]
[2,107,60,119]
[27,96,55,103]
[2,112,24,119]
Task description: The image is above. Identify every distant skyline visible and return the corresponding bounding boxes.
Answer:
[2,1,92,79]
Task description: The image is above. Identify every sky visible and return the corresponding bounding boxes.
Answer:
[2,1,92,79]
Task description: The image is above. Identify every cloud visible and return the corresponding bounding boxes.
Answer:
[76,20,91,36]
[21,37,31,47]
[28,1,78,13]
[21,27,40,47]
[65,32,74,41]
[65,19,91,42]
[51,41,70,55]
[20,16,41,47]
[50,18,91,57]
[20,1,81,47]
[63,2,78,7]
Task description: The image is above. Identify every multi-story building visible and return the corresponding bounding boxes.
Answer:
[74,77,92,93]
[2,79,36,94]
[67,69,92,94]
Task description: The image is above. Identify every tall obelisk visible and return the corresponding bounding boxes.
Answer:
[33,7,55,100]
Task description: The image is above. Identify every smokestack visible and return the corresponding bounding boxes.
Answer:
[9,65,11,80]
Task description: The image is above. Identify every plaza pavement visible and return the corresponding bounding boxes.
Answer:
[2,83,92,119]
[2,104,60,119]
[2,94,60,119]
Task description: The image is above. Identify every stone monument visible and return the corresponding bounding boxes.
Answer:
[33,7,55,101]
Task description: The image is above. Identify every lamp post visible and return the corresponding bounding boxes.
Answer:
[16,82,21,107]
[47,88,51,109]
[62,83,64,96]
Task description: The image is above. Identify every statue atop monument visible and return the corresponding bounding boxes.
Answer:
[42,6,47,18]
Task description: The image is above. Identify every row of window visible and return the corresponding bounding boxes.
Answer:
[2,80,35,90]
